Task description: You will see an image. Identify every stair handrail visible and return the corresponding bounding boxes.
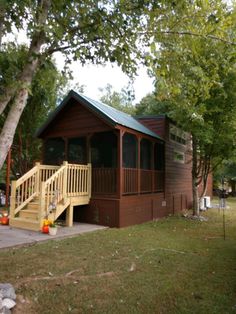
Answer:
[39,161,68,224]
[10,163,41,218]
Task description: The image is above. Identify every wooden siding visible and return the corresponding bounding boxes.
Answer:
[76,193,169,228]
[137,117,166,139]
[40,98,111,139]
[164,135,193,210]
[119,193,166,227]
[75,198,120,227]
[137,117,193,213]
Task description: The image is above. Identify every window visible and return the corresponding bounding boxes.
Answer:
[123,133,137,168]
[44,138,65,165]
[170,124,187,145]
[173,150,185,163]
[140,139,152,170]
[68,137,86,164]
[154,143,165,170]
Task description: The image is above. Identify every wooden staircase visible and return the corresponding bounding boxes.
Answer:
[10,162,91,231]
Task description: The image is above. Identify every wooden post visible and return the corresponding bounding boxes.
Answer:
[40,182,46,227]
[5,148,11,208]
[35,162,41,196]
[137,136,141,195]
[66,204,73,227]
[10,180,16,219]
[88,163,92,198]
[63,161,68,203]
[117,130,123,198]
[152,142,155,193]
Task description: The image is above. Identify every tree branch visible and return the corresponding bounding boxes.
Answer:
[142,30,236,46]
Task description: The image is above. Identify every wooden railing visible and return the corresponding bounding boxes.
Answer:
[122,168,164,195]
[39,164,59,183]
[123,168,138,195]
[140,169,153,193]
[67,163,92,196]
[92,168,117,195]
[10,162,92,222]
[40,162,68,220]
[10,165,39,218]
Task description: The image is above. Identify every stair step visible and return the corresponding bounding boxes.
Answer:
[10,217,41,231]
[26,202,39,210]
[19,209,39,220]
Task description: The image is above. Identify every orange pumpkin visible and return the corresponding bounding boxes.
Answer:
[1,216,9,225]
[42,225,49,233]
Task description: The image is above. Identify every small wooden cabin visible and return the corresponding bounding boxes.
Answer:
[10,90,210,231]
[35,90,194,228]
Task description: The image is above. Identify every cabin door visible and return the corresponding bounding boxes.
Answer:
[68,137,87,164]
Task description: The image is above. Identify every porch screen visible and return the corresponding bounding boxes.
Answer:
[91,132,117,194]
[44,137,65,165]
[91,132,117,167]
[140,139,151,169]
[68,137,86,164]
[122,133,137,168]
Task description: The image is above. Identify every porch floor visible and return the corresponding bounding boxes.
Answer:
[0,223,108,250]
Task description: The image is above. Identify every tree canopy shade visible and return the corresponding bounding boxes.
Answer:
[0,0,159,170]
[145,2,236,214]
[1,0,236,173]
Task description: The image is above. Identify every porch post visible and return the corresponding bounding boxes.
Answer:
[66,204,73,227]
[152,142,155,193]
[137,136,141,195]
[117,129,123,198]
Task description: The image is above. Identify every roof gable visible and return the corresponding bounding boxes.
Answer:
[36,90,163,140]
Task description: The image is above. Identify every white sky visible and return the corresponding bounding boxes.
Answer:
[6,30,155,104]
[55,57,154,104]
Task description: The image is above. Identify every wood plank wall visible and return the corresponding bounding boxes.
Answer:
[40,98,110,139]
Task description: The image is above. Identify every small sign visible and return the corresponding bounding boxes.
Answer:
[162,200,166,207]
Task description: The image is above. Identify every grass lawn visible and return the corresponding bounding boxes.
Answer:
[1,198,236,314]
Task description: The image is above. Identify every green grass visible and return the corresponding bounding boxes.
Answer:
[2,198,236,313]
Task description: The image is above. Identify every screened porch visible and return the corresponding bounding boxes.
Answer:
[43,130,165,198]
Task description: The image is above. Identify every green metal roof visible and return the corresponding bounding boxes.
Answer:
[36,90,163,140]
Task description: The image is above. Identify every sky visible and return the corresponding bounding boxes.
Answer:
[55,57,155,104]
[6,29,155,104]
[6,28,155,104]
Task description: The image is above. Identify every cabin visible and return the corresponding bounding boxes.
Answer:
[9,90,208,231]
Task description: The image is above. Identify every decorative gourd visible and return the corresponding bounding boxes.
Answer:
[42,225,49,233]
[1,216,9,225]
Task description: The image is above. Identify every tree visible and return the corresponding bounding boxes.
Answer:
[9,49,66,177]
[99,83,135,114]
[0,0,159,170]
[214,158,236,196]
[1,0,235,176]
[135,92,174,116]
[145,3,236,215]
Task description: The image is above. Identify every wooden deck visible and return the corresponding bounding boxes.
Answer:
[10,162,91,231]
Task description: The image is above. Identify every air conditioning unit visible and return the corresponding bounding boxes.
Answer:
[200,196,211,210]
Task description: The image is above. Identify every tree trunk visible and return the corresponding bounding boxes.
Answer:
[0,88,33,169]
[0,0,51,170]
[0,89,16,116]
[0,51,41,169]
[230,179,236,196]
[192,136,199,216]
